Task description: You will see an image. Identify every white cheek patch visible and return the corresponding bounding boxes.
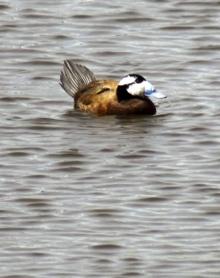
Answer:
[127,82,145,96]
[119,75,136,86]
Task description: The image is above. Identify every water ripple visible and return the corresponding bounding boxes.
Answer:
[1,0,220,277]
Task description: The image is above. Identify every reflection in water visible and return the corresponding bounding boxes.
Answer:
[1,0,220,277]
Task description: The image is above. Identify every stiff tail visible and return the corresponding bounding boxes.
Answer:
[60,60,96,99]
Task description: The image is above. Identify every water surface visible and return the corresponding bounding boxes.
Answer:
[1,0,220,277]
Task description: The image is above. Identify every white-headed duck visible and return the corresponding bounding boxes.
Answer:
[60,60,166,116]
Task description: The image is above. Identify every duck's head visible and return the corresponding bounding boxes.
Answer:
[116,74,166,102]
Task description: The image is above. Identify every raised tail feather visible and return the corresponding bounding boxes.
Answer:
[60,60,96,99]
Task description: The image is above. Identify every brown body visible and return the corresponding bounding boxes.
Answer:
[75,80,156,116]
[60,60,156,116]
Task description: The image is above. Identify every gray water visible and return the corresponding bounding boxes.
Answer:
[1,0,220,277]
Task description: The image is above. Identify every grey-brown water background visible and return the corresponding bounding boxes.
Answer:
[1,0,220,277]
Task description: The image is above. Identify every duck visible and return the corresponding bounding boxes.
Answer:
[60,59,166,116]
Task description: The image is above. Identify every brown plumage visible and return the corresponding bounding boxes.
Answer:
[60,59,157,116]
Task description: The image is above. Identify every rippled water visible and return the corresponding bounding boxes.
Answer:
[1,0,220,277]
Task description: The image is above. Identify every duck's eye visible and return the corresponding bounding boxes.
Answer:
[136,77,142,83]
[134,75,145,84]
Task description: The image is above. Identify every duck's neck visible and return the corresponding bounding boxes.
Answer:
[116,85,135,102]
[116,85,156,114]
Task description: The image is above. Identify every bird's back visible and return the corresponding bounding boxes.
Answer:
[76,79,118,115]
